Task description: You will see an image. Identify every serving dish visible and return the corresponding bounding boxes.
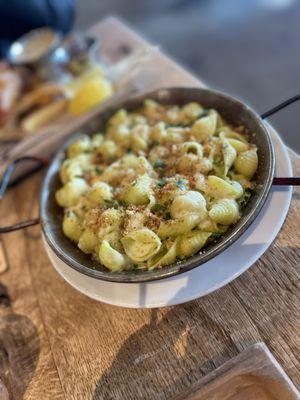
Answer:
[43,123,292,306]
[0,87,299,283]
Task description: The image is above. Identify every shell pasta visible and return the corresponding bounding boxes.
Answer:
[56,100,258,271]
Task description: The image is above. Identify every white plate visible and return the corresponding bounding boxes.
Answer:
[44,125,292,308]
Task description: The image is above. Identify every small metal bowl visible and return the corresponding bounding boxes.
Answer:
[40,87,275,283]
[7,28,61,66]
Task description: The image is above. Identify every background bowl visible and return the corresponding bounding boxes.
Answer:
[8,28,61,66]
[40,87,275,283]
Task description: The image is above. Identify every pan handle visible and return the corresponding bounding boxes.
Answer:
[261,94,300,186]
[260,94,300,119]
[0,156,48,233]
[273,177,300,186]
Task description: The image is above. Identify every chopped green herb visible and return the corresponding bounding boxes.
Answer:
[154,159,165,169]
[164,212,171,220]
[176,178,186,191]
[238,189,253,208]
[104,199,119,209]
[112,200,119,209]
[153,203,166,213]
[210,232,222,241]
[152,140,159,146]
[201,108,210,117]
[213,156,222,165]
[95,166,102,174]
[157,179,167,188]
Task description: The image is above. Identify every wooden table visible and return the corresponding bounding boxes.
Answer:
[0,17,299,400]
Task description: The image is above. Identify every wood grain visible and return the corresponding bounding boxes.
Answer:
[0,240,8,274]
[0,17,299,400]
[172,343,300,400]
[0,174,64,399]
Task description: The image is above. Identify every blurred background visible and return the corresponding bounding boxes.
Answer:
[0,0,299,152]
[75,0,300,152]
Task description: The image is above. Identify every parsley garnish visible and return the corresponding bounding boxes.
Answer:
[164,212,171,220]
[153,204,166,213]
[210,232,222,242]
[154,159,165,169]
[176,178,186,191]
[201,108,210,117]
[238,189,253,208]
[105,199,119,209]
[157,179,167,188]
[213,157,222,165]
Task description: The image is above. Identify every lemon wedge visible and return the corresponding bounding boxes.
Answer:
[69,78,113,116]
